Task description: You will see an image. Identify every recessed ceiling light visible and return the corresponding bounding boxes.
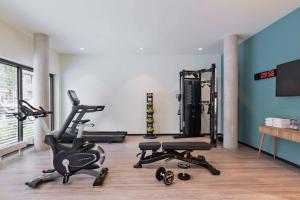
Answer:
[80,47,85,50]
[140,47,144,51]
[198,48,203,51]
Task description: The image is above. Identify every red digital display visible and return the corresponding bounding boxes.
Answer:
[254,69,276,80]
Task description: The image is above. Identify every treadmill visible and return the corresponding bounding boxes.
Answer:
[59,90,127,143]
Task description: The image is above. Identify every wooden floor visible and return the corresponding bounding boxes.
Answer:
[0,136,299,200]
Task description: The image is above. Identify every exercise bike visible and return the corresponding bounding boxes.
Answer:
[13,100,108,188]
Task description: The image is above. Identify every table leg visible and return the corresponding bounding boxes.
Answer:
[272,136,276,160]
[257,133,265,159]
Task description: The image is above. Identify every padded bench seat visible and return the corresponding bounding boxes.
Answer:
[134,141,220,175]
[138,142,212,151]
[162,142,212,151]
[139,142,161,150]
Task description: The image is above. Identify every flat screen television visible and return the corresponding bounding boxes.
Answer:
[276,59,300,96]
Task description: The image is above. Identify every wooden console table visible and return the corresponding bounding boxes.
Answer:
[257,125,300,159]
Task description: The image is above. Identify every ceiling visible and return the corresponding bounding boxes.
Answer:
[0,0,299,55]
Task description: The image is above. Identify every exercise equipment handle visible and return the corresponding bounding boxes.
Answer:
[12,100,53,121]
[80,105,105,112]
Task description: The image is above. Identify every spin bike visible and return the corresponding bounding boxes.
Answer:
[13,100,108,188]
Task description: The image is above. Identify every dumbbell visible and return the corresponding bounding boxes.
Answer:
[146,102,153,106]
[177,162,191,181]
[146,109,154,114]
[146,118,154,123]
[155,167,174,185]
[146,127,154,133]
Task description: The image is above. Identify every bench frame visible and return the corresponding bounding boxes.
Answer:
[133,148,220,175]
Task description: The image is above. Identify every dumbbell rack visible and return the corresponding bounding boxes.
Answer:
[144,93,157,139]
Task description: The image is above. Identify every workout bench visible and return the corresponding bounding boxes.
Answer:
[134,142,220,175]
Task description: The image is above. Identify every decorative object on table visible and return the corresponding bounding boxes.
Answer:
[290,119,299,130]
[265,117,290,128]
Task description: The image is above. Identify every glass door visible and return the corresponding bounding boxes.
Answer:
[22,70,34,141]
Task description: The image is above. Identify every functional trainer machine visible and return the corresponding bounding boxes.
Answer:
[13,100,108,188]
[175,64,218,139]
[60,90,127,143]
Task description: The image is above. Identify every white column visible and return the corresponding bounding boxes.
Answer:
[33,33,50,151]
[223,35,239,149]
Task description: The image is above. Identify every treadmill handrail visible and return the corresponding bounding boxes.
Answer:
[57,105,79,139]
[79,105,105,112]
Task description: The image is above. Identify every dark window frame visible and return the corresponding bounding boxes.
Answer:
[17,66,23,142]
[0,58,55,142]
[50,74,55,131]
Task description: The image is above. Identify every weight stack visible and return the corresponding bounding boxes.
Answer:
[144,93,157,139]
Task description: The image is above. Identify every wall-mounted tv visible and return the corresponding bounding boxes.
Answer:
[276,59,300,96]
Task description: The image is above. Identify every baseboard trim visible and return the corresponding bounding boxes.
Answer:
[1,144,33,159]
[127,133,179,136]
[0,141,30,157]
[127,133,223,136]
[238,141,299,169]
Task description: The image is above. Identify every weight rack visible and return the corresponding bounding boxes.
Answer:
[144,93,157,139]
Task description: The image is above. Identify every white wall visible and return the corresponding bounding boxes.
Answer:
[61,54,221,134]
[0,19,61,129]
[0,20,32,66]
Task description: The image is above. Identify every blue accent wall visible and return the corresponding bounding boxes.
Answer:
[238,8,300,165]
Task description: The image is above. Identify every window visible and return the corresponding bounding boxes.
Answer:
[22,70,34,141]
[0,58,54,146]
[0,63,18,146]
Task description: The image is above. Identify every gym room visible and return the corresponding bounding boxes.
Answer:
[0,0,299,199]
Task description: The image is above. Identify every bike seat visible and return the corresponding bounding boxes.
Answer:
[139,142,161,150]
[162,142,212,151]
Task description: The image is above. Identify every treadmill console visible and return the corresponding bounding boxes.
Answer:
[68,90,80,105]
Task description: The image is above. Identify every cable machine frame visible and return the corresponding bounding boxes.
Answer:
[176,64,218,145]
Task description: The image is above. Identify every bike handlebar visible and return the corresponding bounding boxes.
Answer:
[12,100,53,121]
